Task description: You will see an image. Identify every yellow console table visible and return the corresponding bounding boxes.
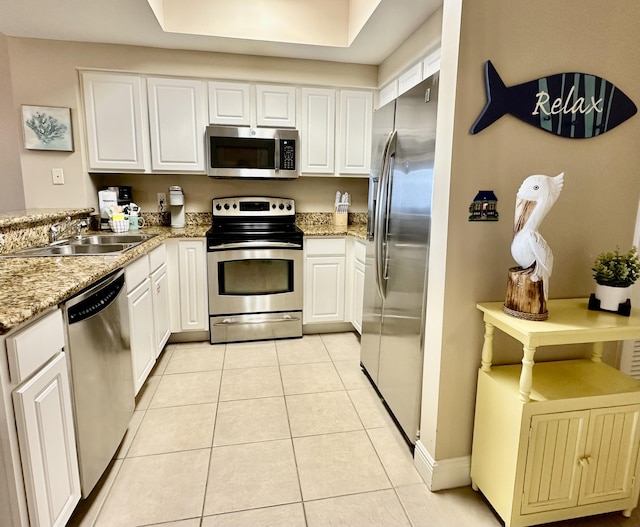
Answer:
[471,298,640,527]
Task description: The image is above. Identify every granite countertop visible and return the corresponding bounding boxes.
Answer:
[0,225,208,335]
[298,223,368,240]
[0,218,367,335]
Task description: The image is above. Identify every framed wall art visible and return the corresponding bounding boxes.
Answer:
[21,105,74,152]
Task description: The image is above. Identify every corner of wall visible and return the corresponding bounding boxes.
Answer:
[414,440,471,491]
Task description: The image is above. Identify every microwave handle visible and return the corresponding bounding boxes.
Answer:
[274,137,280,172]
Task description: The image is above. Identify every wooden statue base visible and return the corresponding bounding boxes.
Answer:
[504,266,548,321]
[587,293,631,317]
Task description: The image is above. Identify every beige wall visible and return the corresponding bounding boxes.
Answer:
[0,34,25,211]
[422,0,640,463]
[5,37,377,211]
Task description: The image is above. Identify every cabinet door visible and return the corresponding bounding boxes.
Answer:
[338,90,372,175]
[13,352,80,527]
[178,240,208,331]
[128,279,156,395]
[151,264,171,357]
[301,88,335,174]
[352,260,365,334]
[147,77,205,172]
[208,81,251,125]
[256,85,296,128]
[81,72,148,171]
[579,405,640,506]
[304,256,345,324]
[521,411,588,515]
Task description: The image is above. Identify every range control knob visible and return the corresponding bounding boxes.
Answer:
[279,203,285,210]
[224,203,230,210]
[215,204,222,211]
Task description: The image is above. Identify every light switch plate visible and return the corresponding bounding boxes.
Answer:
[51,168,64,185]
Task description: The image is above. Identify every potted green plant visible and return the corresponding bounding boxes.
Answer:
[591,246,640,312]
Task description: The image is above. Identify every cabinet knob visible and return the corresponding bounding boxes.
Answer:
[579,456,592,468]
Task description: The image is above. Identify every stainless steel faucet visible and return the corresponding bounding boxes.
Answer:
[49,216,72,243]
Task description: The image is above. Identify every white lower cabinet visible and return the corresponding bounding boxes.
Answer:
[167,239,208,333]
[350,239,366,333]
[8,310,80,527]
[128,277,155,395]
[304,237,346,324]
[151,263,170,358]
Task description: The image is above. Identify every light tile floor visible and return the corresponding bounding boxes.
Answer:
[68,332,640,527]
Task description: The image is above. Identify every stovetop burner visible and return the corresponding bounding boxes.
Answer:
[207,196,303,249]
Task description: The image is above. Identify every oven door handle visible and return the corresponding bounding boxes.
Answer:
[214,314,301,325]
[209,241,302,250]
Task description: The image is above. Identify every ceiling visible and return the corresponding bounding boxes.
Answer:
[0,0,441,65]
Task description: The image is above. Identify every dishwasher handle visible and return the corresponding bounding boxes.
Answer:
[66,270,126,324]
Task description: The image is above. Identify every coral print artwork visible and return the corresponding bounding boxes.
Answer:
[22,105,73,151]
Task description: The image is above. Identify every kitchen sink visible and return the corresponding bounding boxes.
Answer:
[70,234,156,245]
[1,233,157,257]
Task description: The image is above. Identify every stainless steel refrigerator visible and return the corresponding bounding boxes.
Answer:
[360,73,438,446]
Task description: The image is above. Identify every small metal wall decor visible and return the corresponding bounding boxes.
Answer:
[469,190,499,221]
[471,61,637,139]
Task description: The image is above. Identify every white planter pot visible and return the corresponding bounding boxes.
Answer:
[594,283,630,311]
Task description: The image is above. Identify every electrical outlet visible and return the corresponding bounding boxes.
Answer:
[157,192,166,212]
[51,168,64,185]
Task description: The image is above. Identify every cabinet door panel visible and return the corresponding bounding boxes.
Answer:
[521,411,588,514]
[301,88,335,174]
[13,352,80,527]
[151,265,171,357]
[304,257,345,323]
[129,279,155,395]
[338,90,372,175]
[178,240,208,331]
[82,72,147,171]
[147,78,205,172]
[208,82,251,125]
[580,405,640,505]
[256,85,296,128]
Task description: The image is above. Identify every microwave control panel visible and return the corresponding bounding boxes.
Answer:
[280,139,296,171]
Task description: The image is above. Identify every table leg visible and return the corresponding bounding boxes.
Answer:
[518,346,536,402]
[591,342,603,363]
[481,322,494,372]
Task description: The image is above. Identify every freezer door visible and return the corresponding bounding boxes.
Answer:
[360,100,395,383]
[377,76,438,443]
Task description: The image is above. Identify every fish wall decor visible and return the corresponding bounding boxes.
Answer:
[471,61,637,138]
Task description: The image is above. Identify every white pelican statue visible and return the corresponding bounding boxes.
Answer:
[511,172,564,300]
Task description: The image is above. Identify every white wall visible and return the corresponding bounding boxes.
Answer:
[4,37,377,212]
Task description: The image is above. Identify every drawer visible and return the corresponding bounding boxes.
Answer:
[148,243,166,273]
[7,309,65,384]
[125,255,150,292]
[305,237,346,256]
[354,239,366,263]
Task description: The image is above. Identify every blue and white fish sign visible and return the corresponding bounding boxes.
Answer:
[471,60,637,138]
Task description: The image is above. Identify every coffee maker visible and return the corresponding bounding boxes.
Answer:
[98,186,133,230]
[102,186,132,207]
[168,186,185,228]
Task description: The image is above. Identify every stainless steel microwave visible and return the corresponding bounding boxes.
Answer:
[205,126,299,179]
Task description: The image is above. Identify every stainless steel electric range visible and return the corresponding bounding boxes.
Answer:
[206,196,304,344]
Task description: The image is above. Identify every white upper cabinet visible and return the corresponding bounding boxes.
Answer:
[423,48,441,80]
[300,87,335,174]
[207,81,251,126]
[338,90,372,175]
[207,82,296,128]
[82,72,149,171]
[256,85,296,128]
[147,77,206,172]
[398,62,423,96]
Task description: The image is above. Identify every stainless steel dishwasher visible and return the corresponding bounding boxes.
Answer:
[62,269,134,497]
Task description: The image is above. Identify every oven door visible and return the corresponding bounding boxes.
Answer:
[208,247,303,342]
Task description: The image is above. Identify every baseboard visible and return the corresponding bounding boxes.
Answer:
[413,440,471,491]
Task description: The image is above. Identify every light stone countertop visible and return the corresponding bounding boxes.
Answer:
[0,221,367,335]
[0,225,208,335]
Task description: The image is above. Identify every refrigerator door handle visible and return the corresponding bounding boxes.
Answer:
[375,130,397,300]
